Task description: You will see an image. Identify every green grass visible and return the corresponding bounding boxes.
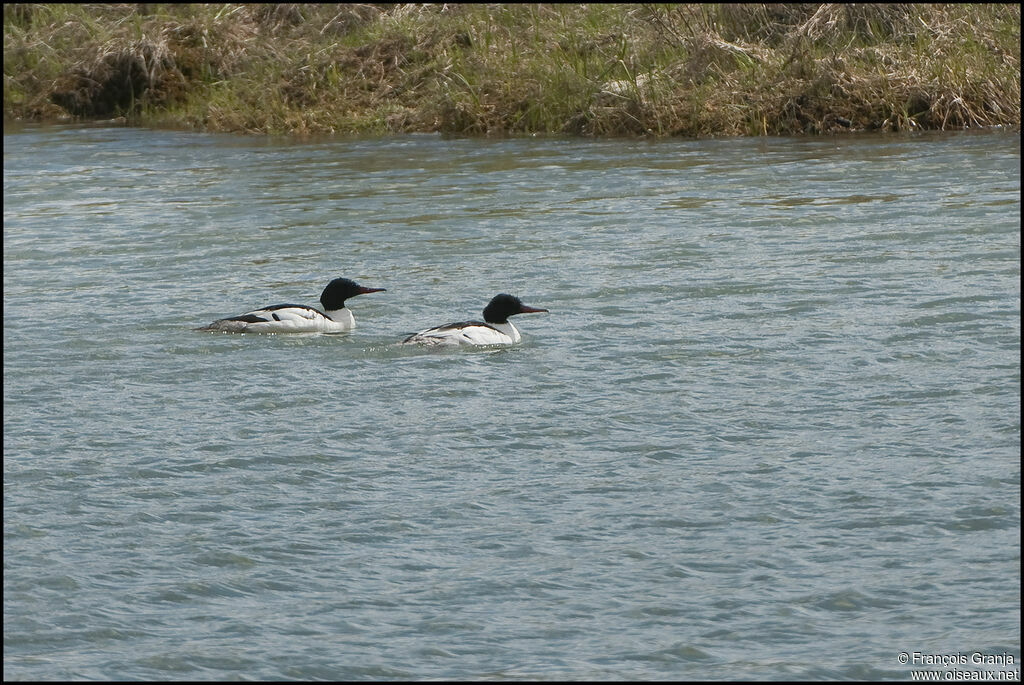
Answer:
[3,3,1020,136]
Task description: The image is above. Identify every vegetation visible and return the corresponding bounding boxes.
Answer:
[3,3,1020,137]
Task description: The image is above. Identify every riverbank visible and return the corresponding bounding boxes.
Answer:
[3,3,1020,137]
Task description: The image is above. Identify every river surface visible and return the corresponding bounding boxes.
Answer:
[3,126,1020,681]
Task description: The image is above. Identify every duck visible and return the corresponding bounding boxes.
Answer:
[197,277,385,333]
[401,293,548,346]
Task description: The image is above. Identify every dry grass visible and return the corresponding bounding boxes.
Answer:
[3,3,1019,136]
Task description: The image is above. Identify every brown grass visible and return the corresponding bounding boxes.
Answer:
[3,3,1019,136]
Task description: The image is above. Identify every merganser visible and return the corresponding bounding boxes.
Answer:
[401,293,548,346]
[196,277,385,333]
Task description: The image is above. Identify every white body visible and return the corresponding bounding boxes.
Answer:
[204,306,355,334]
[403,320,521,346]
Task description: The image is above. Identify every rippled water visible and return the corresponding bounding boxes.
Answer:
[4,126,1020,680]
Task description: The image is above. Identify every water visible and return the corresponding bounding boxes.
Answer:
[3,126,1020,681]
